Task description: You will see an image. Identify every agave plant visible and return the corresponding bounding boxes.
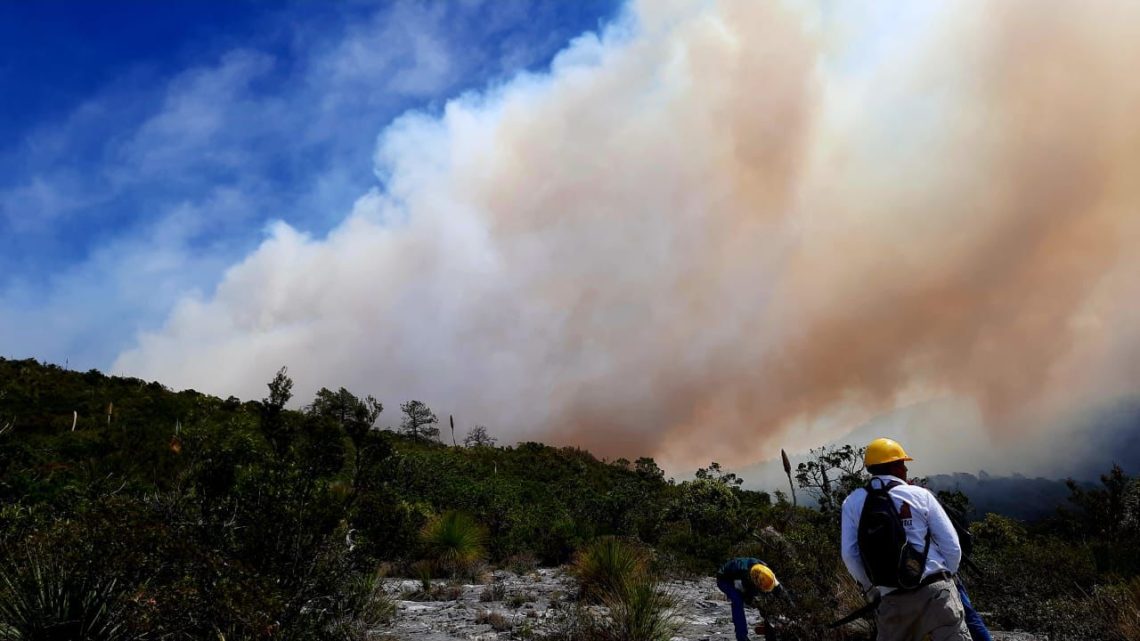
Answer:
[571,537,649,604]
[0,546,129,641]
[420,511,487,577]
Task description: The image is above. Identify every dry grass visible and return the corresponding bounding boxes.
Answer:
[476,609,513,632]
[401,581,463,602]
[1099,577,1140,641]
[506,552,540,575]
[506,591,536,608]
[480,582,506,602]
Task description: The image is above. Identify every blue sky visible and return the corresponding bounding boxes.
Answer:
[0,0,620,371]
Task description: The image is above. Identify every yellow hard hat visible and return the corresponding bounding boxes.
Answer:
[749,564,778,592]
[864,438,913,467]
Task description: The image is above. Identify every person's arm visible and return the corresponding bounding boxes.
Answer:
[840,493,872,589]
[744,583,762,606]
[924,490,962,573]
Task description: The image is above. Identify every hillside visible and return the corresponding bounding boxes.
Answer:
[1,357,1138,640]
[924,473,1078,521]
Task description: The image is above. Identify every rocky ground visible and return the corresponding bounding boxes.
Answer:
[376,569,1041,641]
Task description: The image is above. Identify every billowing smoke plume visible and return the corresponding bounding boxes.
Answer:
[115,0,1140,469]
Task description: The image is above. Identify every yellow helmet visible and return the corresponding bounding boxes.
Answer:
[864,438,913,467]
[749,564,778,592]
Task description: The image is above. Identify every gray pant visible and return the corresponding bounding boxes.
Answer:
[876,579,971,641]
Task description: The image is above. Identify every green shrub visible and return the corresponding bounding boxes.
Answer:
[541,579,679,641]
[1097,577,1140,641]
[656,477,751,570]
[284,570,395,641]
[354,494,430,561]
[669,479,741,535]
[420,511,488,577]
[594,581,680,641]
[972,513,1027,549]
[971,536,1107,639]
[0,545,129,641]
[571,537,649,604]
[271,533,397,641]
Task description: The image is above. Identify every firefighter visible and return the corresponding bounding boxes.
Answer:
[715,558,789,641]
[839,438,970,641]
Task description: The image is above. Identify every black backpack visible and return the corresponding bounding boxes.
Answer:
[856,480,930,589]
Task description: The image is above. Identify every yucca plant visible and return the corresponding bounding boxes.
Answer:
[411,560,434,594]
[571,537,649,604]
[595,581,680,641]
[354,572,396,627]
[0,546,129,641]
[294,570,395,641]
[420,511,487,578]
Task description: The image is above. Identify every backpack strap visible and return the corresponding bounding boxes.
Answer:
[866,478,901,493]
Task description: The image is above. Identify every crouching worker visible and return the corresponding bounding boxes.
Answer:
[716,558,790,641]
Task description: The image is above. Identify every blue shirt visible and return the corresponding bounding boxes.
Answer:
[716,557,768,602]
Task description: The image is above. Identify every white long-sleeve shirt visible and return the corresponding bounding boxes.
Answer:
[840,474,962,596]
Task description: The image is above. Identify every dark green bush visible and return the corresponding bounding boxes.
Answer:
[352,493,430,561]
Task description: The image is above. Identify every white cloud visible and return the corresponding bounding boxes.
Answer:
[2,1,548,369]
[318,2,457,99]
[116,51,278,178]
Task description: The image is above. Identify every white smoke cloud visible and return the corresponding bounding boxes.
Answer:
[115,0,1140,470]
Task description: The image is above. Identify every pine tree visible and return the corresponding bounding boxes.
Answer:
[399,400,439,441]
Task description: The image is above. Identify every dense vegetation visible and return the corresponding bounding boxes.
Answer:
[1,357,1138,640]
